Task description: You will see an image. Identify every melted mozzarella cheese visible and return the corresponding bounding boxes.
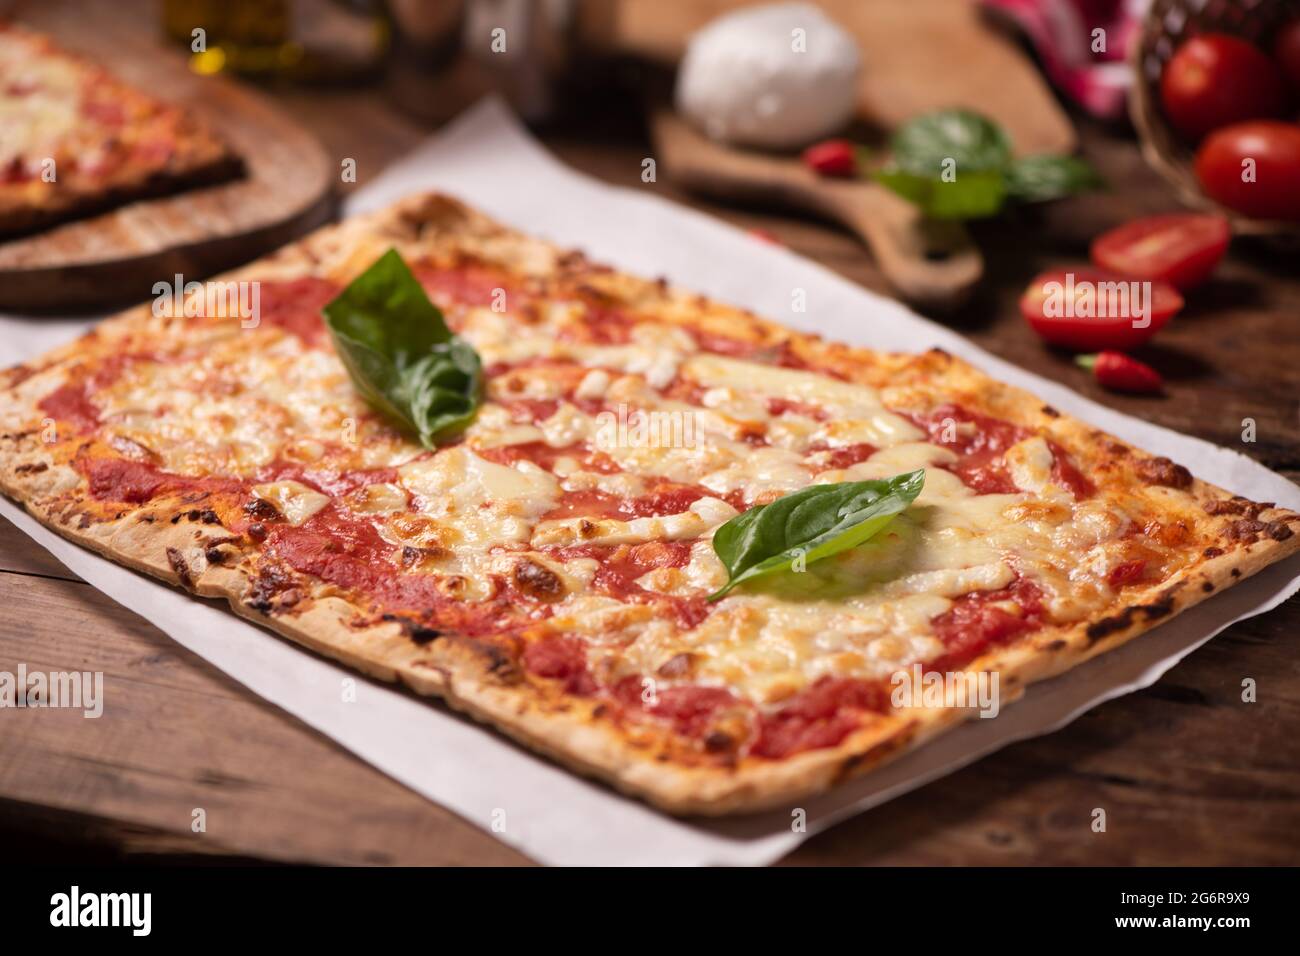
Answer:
[398,446,559,548]
[93,332,408,474]
[1005,435,1066,498]
[42,247,1169,713]
[0,35,82,166]
[252,480,330,526]
[682,354,924,446]
[532,495,737,548]
[348,482,409,514]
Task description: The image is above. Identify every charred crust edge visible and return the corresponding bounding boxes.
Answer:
[1085,585,1182,643]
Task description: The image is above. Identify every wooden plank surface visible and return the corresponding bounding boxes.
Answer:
[2,0,1298,865]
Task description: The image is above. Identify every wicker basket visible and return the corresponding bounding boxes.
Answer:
[1129,0,1300,238]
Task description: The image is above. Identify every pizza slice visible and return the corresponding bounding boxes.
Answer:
[0,20,242,237]
[1,193,1296,814]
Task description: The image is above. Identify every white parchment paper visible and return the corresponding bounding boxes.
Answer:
[2,98,1298,866]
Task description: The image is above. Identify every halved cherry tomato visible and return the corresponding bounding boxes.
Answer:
[1195,120,1300,221]
[1090,214,1230,290]
[1160,34,1287,141]
[1019,267,1182,351]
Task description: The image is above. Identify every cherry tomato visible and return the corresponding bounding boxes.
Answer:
[1194,120,1300,221]
[1019,267,1182,351]
[1274,20,1300,97]
[1089,214,1230,290]
[1160,34,1287,140]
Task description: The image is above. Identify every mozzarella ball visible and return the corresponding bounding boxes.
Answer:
[674,2,861,150]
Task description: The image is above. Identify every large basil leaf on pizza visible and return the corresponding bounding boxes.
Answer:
[323,248,482,448]
[709,470,925,600]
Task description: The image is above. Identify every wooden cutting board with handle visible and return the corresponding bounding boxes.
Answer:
[0,3,335,312]
[653,110,983,310]
[593,0,1077,309]
[598,0,1076,154]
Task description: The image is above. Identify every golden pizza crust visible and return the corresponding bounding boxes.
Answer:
[2,192,1298,815]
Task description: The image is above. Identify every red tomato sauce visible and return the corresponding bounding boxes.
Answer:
[250,277,341,347]
[767,396,827,420]
[684,330,842,377]
[612,677,742,738]
[929,577,1045,672]
[252,461,398,497]
[807,441,878,470]
[910,404,1093,499]
[753,677,891,759]
[661,375,708,406]
[38,381,102,434]
[573,303,640,345]
[523,634,596,695]
[36,354,145,436]
[546,540,708,630]
[414,263,520,311]
[264,503,548,635]
[483,355,597,378]
[912,403,1027,494]
[495,397,561,423]
[1046,439,1096,499]
[75,451,396,507]
[1106,559,1147,590]
[541,481,734,521]
[477,441,619,475]
[77,456,242,504]
[686,329,758,358]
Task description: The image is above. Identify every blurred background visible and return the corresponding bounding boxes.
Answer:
[4,0,1297,450]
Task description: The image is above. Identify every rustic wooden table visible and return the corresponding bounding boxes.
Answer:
[2,2,1298,866]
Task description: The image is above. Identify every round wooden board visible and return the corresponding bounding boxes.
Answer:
[0,10,335,312]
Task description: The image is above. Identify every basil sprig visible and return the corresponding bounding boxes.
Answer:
[708,470,925,602]
[873,110,1101,220]
[323,249,481,448]
[1002,154,1103,202]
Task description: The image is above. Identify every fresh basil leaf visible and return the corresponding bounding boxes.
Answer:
[874,166,1007,220]
[323,249,481,448]
[1003,154,1105,202]
[876,109,1099,219]
[890,110,1012,176]
[707,469,925,602]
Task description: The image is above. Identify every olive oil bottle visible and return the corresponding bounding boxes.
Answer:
[162,0,387,82]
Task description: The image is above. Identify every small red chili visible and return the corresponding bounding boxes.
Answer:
[1076,351,1164,394]
[801,139,857,177]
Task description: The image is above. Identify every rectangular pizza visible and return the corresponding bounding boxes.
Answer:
[1,193,1296,814]
[0,20,242,237]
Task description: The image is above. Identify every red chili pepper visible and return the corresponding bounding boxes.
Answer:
[801,139,857,177]
[1076,351,1164,394]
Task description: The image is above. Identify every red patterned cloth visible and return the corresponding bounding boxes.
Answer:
[980,0,1151,119]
